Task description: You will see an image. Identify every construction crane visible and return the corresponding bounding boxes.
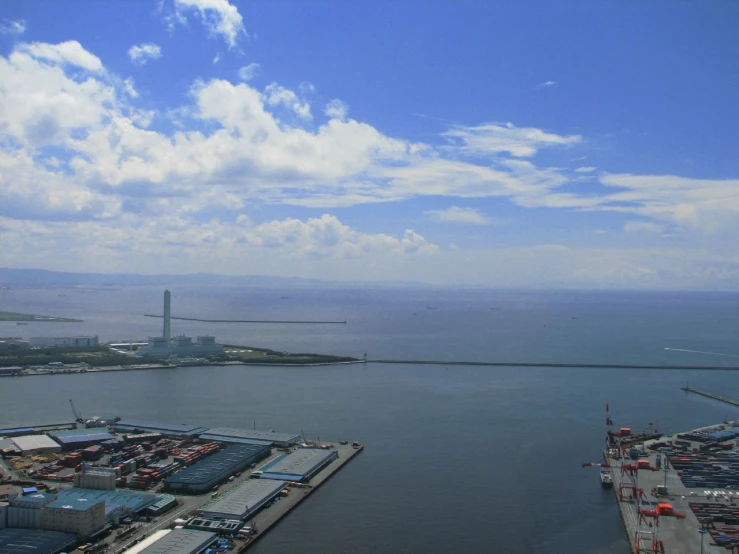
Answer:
[69,399,84,424]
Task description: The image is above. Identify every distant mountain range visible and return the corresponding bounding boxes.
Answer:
[0,268,431,289]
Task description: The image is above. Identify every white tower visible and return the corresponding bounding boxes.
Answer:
[163,290,171,346]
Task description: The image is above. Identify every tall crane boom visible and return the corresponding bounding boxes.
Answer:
[69,399,83,424]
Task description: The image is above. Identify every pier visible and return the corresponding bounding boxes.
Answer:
[681,385,739,407]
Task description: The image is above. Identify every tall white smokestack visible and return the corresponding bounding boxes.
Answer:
[163,290,171,346]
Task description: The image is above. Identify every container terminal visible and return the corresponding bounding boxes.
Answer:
[589,403,739,553]
[0,410,363,554]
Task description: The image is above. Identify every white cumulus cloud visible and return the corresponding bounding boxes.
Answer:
[174,0,245,49]
[128,43,162,66]
[17,40,102,71]
[425,206,494,225]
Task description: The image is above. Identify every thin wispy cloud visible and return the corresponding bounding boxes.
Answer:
[237,63,260,81]
[575,166,596,173]
[536,80,557,88]
[425,206,495,225]
[0,19,26,35]
[128,43,162,66]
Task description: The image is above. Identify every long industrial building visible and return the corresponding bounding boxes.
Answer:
[48,428,114,450]
[199,479,286,521]
[115,419,208,437]
[164,444,270,494]
[10,436,61,456]
[0,528,77,554]
[136,528,217,554]
[200,427,301,448]
[260,448,338,482]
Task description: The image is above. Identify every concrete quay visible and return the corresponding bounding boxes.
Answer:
[241,442,364,550]
[605,422,739,554]
[606,451,705,553]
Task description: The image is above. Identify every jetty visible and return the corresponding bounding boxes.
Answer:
[681,385,739,407]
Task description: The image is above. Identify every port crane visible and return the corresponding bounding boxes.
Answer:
[69,399,84,424]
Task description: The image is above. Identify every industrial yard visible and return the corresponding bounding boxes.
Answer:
[0,414,363,554]
[601,408,739,553]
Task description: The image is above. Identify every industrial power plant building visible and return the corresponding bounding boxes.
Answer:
[164,444,271,494]
[260,448,338,483]
[136,290,223,359]
[199,479,286,521]
[28,336,99,348]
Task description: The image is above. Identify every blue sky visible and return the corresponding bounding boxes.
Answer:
[1,0,738,288]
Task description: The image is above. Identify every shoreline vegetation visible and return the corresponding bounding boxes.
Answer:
[0,310,81,322]
[0,343,360,374]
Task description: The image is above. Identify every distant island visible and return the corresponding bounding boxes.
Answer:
[0,310,82,322]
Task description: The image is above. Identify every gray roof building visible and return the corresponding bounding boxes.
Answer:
[136,528,216,554]
[200,427,300,448]
[261,448,338,482]
[115,420,207,436]
[200,479,286,520]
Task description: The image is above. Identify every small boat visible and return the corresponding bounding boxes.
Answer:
[600,469,613,488]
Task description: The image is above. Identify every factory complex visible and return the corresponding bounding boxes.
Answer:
[0,413,363,554]
[135,291,223,359]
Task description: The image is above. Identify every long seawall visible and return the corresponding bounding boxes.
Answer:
[368,359,739,370]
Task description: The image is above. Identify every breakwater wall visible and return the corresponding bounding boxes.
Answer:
[369,360,739,370]
[681,386,739,406]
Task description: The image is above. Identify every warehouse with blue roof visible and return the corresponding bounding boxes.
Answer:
[0,529,77,554]
[164,444,270,493]
[115,420,207,436]
[54,488,158,522]
[48,428,114,450]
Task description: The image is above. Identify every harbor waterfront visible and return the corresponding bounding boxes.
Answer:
[0,412,363,554]
[604,418,739,553]
[4,287,739,552]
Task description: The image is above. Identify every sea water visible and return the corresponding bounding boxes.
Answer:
[2,286,739,553]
